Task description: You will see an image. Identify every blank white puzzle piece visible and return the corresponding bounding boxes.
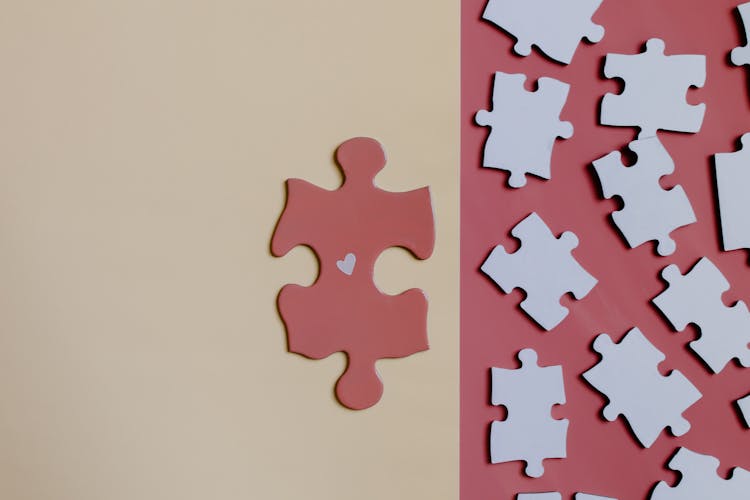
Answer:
[491,349,568,478]
[593,136,696,256]
[476,72,573,188]
[714,133,750,251]
[481,212,597,330]
[482,0,605,64]
[738,394,750,427]
[601,39,706,138]
[576,495,617,500]
[651,447,750,499]
[653,257,750,373]
[583,328,702,448]
[732,2,750,66]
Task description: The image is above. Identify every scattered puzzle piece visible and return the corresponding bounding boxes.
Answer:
[601,38,706,138]
[714,133,750,252]
[482,0,604,64]
[490,349,568,478]
[583,328,702,448]
[651,447,750,499]
[517,494,561,500]
[481,212,597,330]
[732,2,750,67]
[576,495,617,500]
[653,257,750,373]
[475,72,574,188]
[593,136,696,256]
[271,137,435,410]
[738,394,750,427]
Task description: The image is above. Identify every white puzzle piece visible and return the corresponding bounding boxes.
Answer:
[593,136,696,256]
[601,39,706,138]
[576,495,617,500]
[714,133,750,251]
[653,257,750,373]
[475,72,573,188]
[481,212,597,330]
[651,447,750,499]
[732,2,750,66]
[491,349,568,478]
[738,394,750,427]
[517,494,562,500]
[482,0,604,64]
[583,328,702,448]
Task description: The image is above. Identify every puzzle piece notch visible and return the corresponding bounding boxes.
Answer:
[738,394,750,427]
[491,349,568,478]
[653,257,750,373]
[601,38,706,138]
[272,137,435,410]
[482,0,605,64]
[481,212,597,330]
[475,72,573,188]
[593,136,696,256]
[714,133,750,251]
[732,2,750,66]
[583,328,702,448]
[651,447,750,499]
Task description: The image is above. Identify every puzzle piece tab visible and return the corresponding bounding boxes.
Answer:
[491,349,568,477]
[651,447,750,499]
[714,133,750,251]
[475,72,573,188]
[271,137,435,410]
[583,328,702,448]
[481,212,597,330]
[653,257,750,373]
[482,0,604,64]
[731,2,750,67]
[601,39,706,138]
[593,136,696,256]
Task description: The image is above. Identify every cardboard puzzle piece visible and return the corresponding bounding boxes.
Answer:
[601,39,706,138]
[576,495,617,500]
[651,447,750,499]
[491,349,568,478]
[714,133,750,251]
[738,394,750,427]
[475,72,573,188]
[482,0,604,64]
[271,137,435,410]
[653,257,750,373]
[732,2,750,66]
[517,494,561,500]
[481,212,597,330]
[593,136,696,256]
[583,328,702,448]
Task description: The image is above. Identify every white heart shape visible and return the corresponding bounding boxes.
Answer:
[336,253,356,276]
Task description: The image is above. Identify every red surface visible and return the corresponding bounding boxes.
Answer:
[461,2,750,498]
[272,138,435,410]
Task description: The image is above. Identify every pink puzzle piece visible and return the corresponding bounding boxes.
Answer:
[271,137,435,410]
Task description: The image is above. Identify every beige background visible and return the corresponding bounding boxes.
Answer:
[0,2,458,499]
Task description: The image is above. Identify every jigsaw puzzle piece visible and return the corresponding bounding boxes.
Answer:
[714,133,750,251]
[490,349,568,478]
[601,39,706,138]
[272,137,435,410]
[583,328,702,448]
[593,136,696,256]
[732,2,750,67]
[575,495,617,500]
[653,257,750,373]
[517,494,561,500]
[482,0,604,64]
[481,212,597,330]
[651,447,750,499]
[738,393,750,427]
[476,72,573,188]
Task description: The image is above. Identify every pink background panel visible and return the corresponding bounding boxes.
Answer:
[461,1,750,498]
